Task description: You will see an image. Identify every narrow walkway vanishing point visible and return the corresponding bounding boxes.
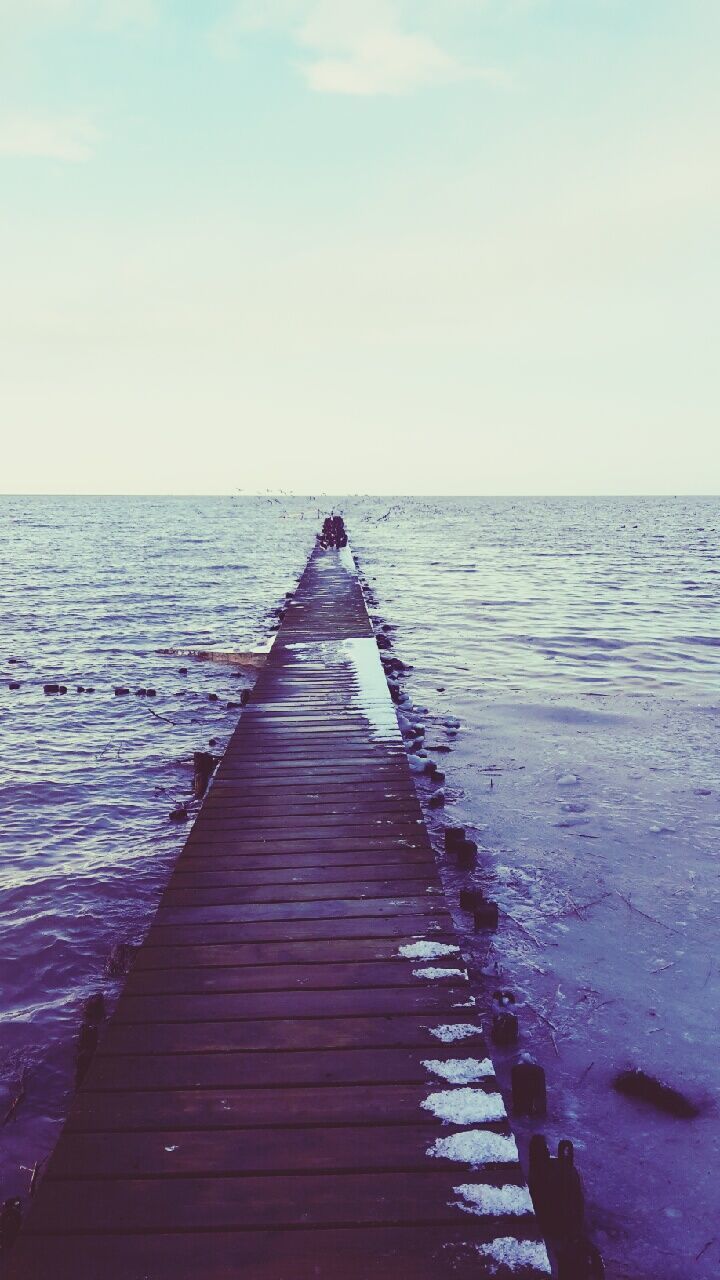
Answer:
[9,544,551,1279]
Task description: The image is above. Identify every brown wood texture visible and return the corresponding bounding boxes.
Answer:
[9,544,548,1280]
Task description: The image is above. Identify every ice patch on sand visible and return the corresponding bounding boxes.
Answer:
[399,941,460,960]
[452,1183,534,1217]
[423,1058,494,1083]
[428,1129,518,1165]
[421,1088,506,1124]
[430,1023,483,1043]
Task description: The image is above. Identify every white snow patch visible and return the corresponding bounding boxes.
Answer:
[557,772,579,786]
[430,1023,483,1043]
[421,1088,506,1124]
[452,1183,534,1217]
[423,1058,494,1084]
[413,966,468,981]
[164,1144,179,1152]
[283,638,398,740]
[399,941,460,960]
[337,545,355,572]
[469,1238,552,1274]
[427,1129,518,1166]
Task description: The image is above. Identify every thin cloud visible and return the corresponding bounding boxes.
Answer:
[0,111,100,161]
[213,0,480,95]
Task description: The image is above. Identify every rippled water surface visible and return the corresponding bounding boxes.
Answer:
[2,495,719,1278]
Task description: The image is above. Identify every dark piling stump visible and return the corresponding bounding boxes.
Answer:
[0,1198,22,1253]
[491,990,519,1045]
[193,751,219,800]
[457,838,477,869]
[529,1136,585,1240]
[75,991,106,1088]
[512,1060,547,1116]
[444,826,466,852]
[556,1237,605,1279]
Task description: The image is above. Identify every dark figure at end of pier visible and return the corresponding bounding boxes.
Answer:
[318,513,348,549]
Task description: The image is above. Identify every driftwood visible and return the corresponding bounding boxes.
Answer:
[157,647,266,670]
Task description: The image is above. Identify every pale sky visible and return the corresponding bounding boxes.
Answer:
[1,1,718,494]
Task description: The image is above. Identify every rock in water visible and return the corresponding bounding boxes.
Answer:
[613,1068,699,1118]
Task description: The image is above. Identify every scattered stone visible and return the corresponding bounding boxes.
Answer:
[146,688,156,697]
[208,738,217,746]
[43,683,60,694]
[178,667,188,675]
[613,1068,699,1118]
[8,657,19,665]
[227,700,239,709]
[208,693,219,702]
[428,789,445,808]
[76,685,85,693]
[135,688,147,696]
[114,687,129,696]
[86,687,95,694]
[8,682,20,690]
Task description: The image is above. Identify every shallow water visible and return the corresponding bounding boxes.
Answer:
[2,495,719,1278]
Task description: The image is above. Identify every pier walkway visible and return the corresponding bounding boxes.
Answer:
[9,545,550,1279]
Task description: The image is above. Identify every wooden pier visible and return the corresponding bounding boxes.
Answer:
[8,544,550,1279]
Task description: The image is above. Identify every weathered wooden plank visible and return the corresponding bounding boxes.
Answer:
[41,1122,507,1180]
[82,1045,496,1091]
[122,957,464,996]
[24,1171,531,1234]
[9,1227,549,1280]
[143,913,453,947]
[111,984,474,1023]
[159,878,439,907]
[131,936,454,969]
[97,1014,486,1056]
[153,895,447,925]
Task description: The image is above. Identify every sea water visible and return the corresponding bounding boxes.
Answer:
[1,494,718,1278]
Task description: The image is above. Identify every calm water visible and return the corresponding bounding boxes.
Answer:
[1,495,718,1278]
